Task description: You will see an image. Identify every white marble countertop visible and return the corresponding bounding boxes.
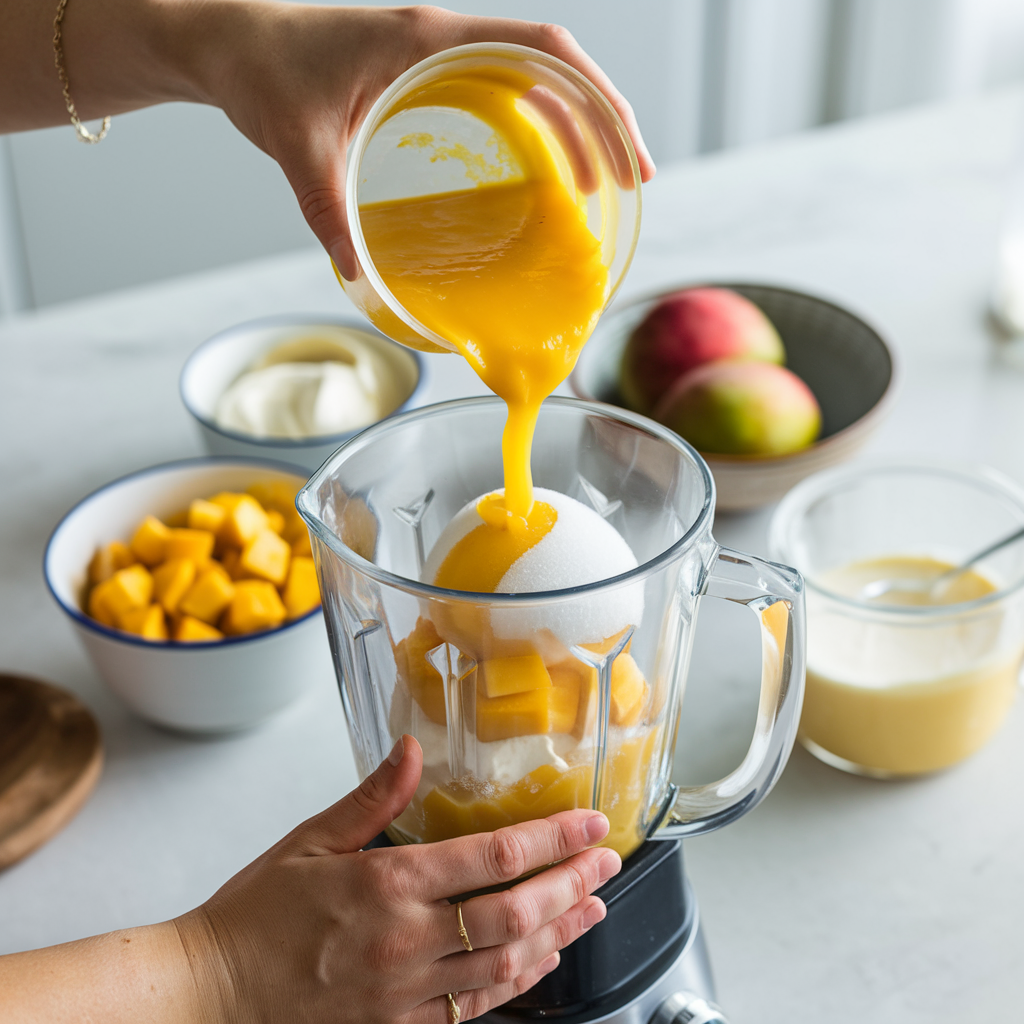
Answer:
[3,87,1024,1022]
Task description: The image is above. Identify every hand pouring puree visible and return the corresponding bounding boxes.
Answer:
[356,67,655,856]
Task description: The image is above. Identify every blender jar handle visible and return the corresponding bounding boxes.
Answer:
[656,546,805,839]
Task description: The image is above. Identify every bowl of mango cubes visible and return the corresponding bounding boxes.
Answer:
[45,457,333,732]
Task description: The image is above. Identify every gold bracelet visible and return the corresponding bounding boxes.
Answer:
[53,0,111,143]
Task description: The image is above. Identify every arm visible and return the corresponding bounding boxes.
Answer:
[0,736,620,1024]
[0,1,655,279]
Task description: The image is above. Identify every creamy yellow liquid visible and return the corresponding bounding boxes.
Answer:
[357,69,654,855]
[803,556,1022,775]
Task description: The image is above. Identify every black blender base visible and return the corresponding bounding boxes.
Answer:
[484,910,723,1024]
[365,835,728,1023]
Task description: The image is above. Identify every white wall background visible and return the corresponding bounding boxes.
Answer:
[4,0,1024,316]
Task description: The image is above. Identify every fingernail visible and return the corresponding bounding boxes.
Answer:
[539,951,560,974]
[582,899,607,931]
[585,813,609,844]
[597,850,621,883]
[387,737,404,766]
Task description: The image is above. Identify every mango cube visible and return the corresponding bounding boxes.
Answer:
[119,603,169,641]
[165,528,215,564]
[187,498,227,534]
[89,564,154,628]
[239,528,291,586]
[179,567,235,625]
[87,541,135,586]
[421,786,515,843]
[547,650,649,735]
[476,684,578,742]
[152,557,197,615]
[219,547,247,581]
[87,584,118,628]
[609,653,648,727]
[480,653,552,698]
[265,509,285,534]
[394,617,446,725]
[212,493,269,547]
[245,480,298,516]
[283,556,320,618]
[221,580,286,635]
[130,515,170,566]
[173,615,224,643]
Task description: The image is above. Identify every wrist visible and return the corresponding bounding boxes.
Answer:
[154,0,274,111]
[172,907,238,1024]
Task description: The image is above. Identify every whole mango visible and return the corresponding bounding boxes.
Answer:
[654,361,821,456]
[620,287,784,414]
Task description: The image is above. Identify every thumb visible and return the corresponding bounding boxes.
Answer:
[279,139,360,281]
[301,735,423,854]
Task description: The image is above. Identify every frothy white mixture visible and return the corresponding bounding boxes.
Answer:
[423,487,644,648]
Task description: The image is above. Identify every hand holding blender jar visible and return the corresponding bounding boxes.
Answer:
[299,43,806,1018]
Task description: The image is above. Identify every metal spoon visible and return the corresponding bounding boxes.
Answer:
[859,525,1024,603]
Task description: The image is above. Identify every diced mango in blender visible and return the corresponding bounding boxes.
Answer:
[421,786,516,843]
[165,527,215,564]
[221,580,286,634]
[265,509,285,534]
[152,557,197,615]
[291,530,314,558]
[509,762,569,807]
[548,659,592,739]
[283,556,320,618]
[480,653,552,698]
[87,540,135,585]
[240,528,291,585]
[548,650,649,735]
[119,603,168,641]
[174,615,224,643]
[130,515,170,566]
[187,498,227,534]
[212,494,268,546]
[516,765,592,819]
[610,653,648,727]
[394,617,446,725]
[476,684,578,742]
[179,567,235,624]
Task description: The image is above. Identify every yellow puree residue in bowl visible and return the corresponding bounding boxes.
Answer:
[803,556,1023,775]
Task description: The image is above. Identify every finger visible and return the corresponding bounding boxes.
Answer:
[411,810,610,900]
[431,846,620,955]
[412,951,562,1024]
[430,895,606,994]
[277,130,360,280]
[296,735,423,854]
[427,13,656,182]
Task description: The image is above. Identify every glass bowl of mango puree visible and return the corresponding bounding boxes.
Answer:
[770,462,1024,777]
[338,42,641,361]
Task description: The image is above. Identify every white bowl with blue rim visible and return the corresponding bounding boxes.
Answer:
[180,316,428,475]
[45,458,334,733]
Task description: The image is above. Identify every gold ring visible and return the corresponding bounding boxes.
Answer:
[456,901,473,952]
[447,992,461,1024]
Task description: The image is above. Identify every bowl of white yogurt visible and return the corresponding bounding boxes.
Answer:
[180,316,428,473]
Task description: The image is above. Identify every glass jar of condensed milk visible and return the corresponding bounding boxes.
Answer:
[770,462,1024,777]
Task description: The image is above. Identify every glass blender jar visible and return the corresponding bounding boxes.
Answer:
[298,397,804,859]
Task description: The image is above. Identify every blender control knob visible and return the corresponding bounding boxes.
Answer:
[651,991,729,1024]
